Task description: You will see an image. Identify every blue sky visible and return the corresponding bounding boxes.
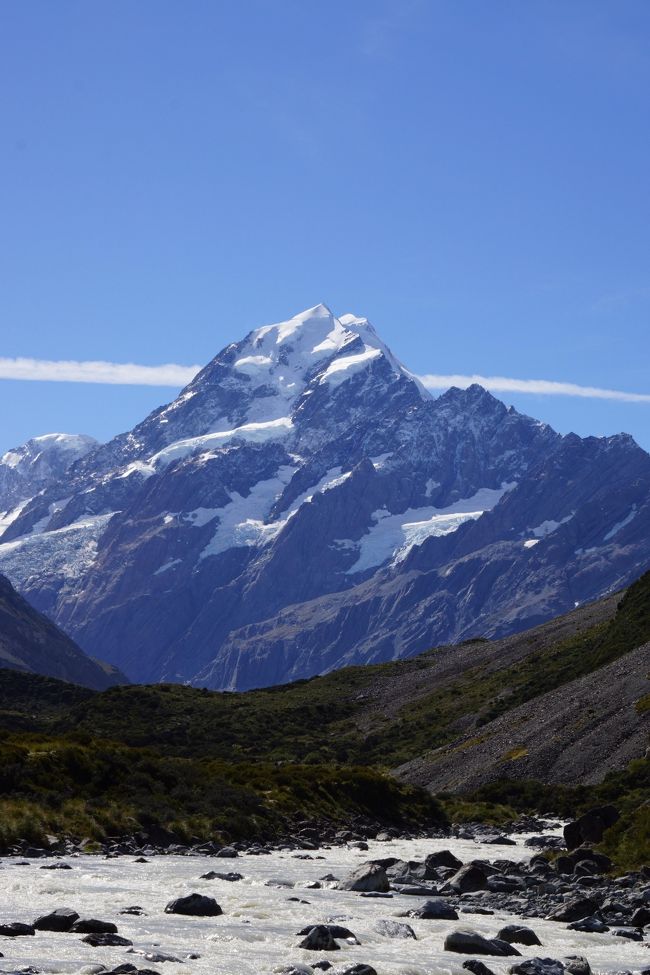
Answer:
[1,0,649,454]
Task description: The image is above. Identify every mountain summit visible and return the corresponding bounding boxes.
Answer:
[1,305,649,688]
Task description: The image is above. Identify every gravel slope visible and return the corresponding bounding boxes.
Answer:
[396,641,650,792]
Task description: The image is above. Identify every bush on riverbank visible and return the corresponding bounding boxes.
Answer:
[0,734,444,850]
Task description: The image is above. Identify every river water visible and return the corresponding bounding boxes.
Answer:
[0,833,647,974]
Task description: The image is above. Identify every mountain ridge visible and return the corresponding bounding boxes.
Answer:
[0,304,648,688]
[0,572,126,690]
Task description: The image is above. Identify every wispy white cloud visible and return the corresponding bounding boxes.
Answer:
[0,356,648,404]
[0,357,201,387]
[418,373,650,404]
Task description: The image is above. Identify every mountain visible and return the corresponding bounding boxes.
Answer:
[0,432,98,515]
[0,303,649,688]
[0,572,126,690]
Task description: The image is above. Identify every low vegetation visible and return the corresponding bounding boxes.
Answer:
[0,571,647,861]
[0,733,442,849]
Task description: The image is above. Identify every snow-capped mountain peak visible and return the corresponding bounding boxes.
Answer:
[0,433,98,512]
[0,303,648,692]
[229,304,405,393]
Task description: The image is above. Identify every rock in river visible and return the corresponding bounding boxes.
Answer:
[164,893,222,916]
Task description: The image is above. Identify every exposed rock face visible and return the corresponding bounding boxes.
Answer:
[0,572,126,690]
[1,304,649,689]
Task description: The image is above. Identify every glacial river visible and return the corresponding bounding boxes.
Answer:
[0,833,647,975]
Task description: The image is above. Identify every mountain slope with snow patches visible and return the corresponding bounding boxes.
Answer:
[1,304,649,688]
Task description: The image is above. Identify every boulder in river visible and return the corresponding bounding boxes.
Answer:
[545,897,598,922]
[426,849,463,870]
[448,863,489,892]
[82,933,133,947]
[200,870,243,881]
[563,805,619,850]
[33,908,79,931]
[329,967,377,975]
[373,918,416,939]
[337,863,389,893]
[297,924,358,943]
[164,893,222,916]
[72,918,118,934]
[564,958,591,975]
[567,915,608,933]
[408,898,458,920]
[497,924,542,946]
[0,922,35,937]
[463,963,497,975]
[444,929,521,955]
[509,962,565,975]
[298,925,340,950]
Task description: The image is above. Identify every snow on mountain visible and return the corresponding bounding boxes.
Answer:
[345,482,517,574]
[0,433,98,520]
[0,305,649,689]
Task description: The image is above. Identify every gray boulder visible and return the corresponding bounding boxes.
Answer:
[448,864,489,892]
[631,906,650,926]
[337,863,389,893]
[567,915,608,933]
[426,849,463,870]
[545,897,598,922]
[373,918,416,939]
[297,924,358,943]
[200,870,243,881]
[408,898,458,920]
[563,806,619,850]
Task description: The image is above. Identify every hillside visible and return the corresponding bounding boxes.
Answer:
[0,570,647,862]
[2,571,646,771]
[0,574,126,690]
[397,642,649,792]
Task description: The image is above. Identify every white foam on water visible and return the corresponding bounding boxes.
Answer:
[0,832,645,975]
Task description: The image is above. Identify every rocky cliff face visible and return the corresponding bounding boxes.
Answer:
[0,304,648,688]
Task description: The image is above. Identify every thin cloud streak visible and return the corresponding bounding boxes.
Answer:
[0,357,202,387]
[0,357,648,404]
[418,373,650,404]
